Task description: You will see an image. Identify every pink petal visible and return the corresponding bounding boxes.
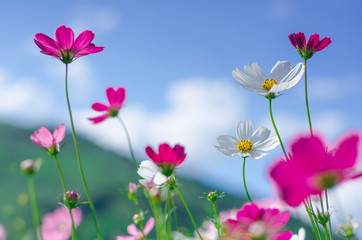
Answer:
[106,87,117,106]
[159,143,173,163]
[116,236,135,240]
[288,34,298,48]
[34,33,60,50]
[113,87,126,109]
[146,146,160,163]
[75,45,104,57]
[91,102,110,112]
[73,30,95,51]
[53,124,66,145]
[296,32,306,49]
[88,114,109,124]
[307,33,319,50]
[270,231,293,240]
[30,126,54,147]
[143,217,155,235]
[173,144,186,165]
[55,25,74,50]
[127,224,142,238]
[315,37,331,51]
[329,133,360,170]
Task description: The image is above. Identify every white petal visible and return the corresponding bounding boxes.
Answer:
[153,172,168,186]
[253,136,280,152]
[232,68,267,96]
[137,160,160,180]
[270,62,304,93]
[237,120,253,140]
[270,61,292,81]
[215,135,240,156]
[139,179,150,187]
[244,63,267,83]
[248,150,268,159]
[250,127,271,143]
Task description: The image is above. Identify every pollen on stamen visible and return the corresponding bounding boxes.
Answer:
[262,78,278,91]
[237,139,253,152]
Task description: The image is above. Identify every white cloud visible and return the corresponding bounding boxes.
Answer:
[70,7,120,34]
[0,67,57,126]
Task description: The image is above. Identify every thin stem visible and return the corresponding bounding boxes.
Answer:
[304,59,313,135]
[242,157,253,202]
[117,116,139,168]
[322,224,329,240]
[69,209,78,240]
[53,155,77,239]
[173,186,203,240]
[65,64,102,239]
[27,175,42,240]
[268,98,287,158]
[170,193,179,231]
[303,201,320,240]
[308,198,323,240]
[132,197,144,232]
[212,202,221,238]
[325,189,333,240]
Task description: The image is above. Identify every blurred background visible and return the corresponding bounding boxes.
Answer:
[0,0,361,239]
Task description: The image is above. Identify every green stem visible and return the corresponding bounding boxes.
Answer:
[242,157,253,202]
[303,201,320,240]
[322,224,329,240]
[268,98,287,158]
[308,198,323,240]
[170,193,179,231]
[325,189,333,240]
[65,64,102,239]
[173,186,203,240]
[212,202,221,238]
[132,198,144,232]
[53,155,77,240]
[304,59,313,135]
[69,209,78,240]
[27,175,42,240]
[117,116,139,168]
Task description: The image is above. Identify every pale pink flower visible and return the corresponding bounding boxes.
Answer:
[89,87,126,124]
[195,220,218,240]
[30,124,65,155]
[34,25,104,64]
[269,132,361,207]
[0,224,6,240]
[221,203,292,240]
[116,217,155,240]
[41,207,82,240]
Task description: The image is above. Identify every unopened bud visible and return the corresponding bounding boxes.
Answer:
[20,159,37,175]
[128,183,137,200]
[63,191,80,209]
[133,214,141,224]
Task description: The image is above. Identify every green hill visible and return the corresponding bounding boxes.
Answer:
[0,123,306,239]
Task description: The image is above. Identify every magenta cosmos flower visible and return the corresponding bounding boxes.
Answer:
[288,32,331,60]
[89,87,126,124]
[138,143,186,187]
[34,25,104,64]
[116,217,155,240]
[41,207,82,240]
[221,203,292,240]
[30,124,66,156]
[269,132,361,207]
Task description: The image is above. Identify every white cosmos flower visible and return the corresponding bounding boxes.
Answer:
[215,120,279,159]
[137,160,169,187]
[232,61,304,98]
[291,228,306,240]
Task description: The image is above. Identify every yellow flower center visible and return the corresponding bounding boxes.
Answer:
[237,140,253,152]
[262,78,278,91]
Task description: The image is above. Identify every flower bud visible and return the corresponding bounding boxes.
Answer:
[133,214,141,224]
[63,191,80,209]
[128,182,137,200]
[20,159,37,175]
[316,208,330,225]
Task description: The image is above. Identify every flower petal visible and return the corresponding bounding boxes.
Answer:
[88,114,109,124]
[55,25,74,50]
[143,218,155,235]
[30,126,54,147]
[153,172,168,186]
[250,127,271,143]
[73,30,95,51]
[315,37,332,51]
[236,120,253,140]
[137,160,160,180]
[76,45,104,56]
[232,67,267,96]
[127,224,142,237]
[215,135,240,156]
[106,87,117,106]
[269,61,291,81]
[53,124,66,145]
[91,102,109,112]
[270,62,304,93]
[329,133,360,170]
[252,136,279,152]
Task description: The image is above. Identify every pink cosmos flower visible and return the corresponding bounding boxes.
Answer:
[288,32,331,60]
[30,124,66,155]
[116,217,155,240]
[88,87,126,124]
[146,143,186,176]
[269,132,361,207]
[34,25,104,64]
[41,207,82,240]
[221,203,292,240]
[0,224,6,240]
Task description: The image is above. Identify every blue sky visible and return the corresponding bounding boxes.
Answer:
[1,0,362,233]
